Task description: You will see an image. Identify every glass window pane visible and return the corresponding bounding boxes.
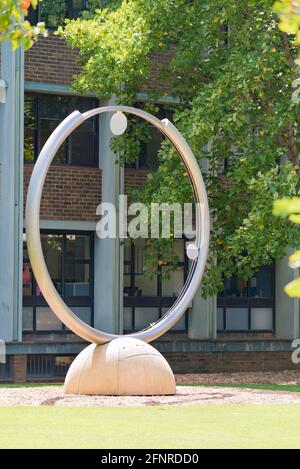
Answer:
[22,307,34,331]
[22,263,33,297]
[70,129,96,166]
[24,94,37,129]
[24,94,37,162]
[55,356,73,376]
[173,239,185,262]
[72,306,92,325]
[24,128,36,162]
[123,274,132,296]
[217,307,224,331]
[40,0,67,28]
[40,119,66,164]
[39,95,68,163]
[221,276,248,298]
[162,266,184,297]
[69,97,97,166]
[135,274,157,296]
[161,307,187,331]
[226,308,249,330]
[134,241,144,274]
[134,307,160,330]
[65,263,90,296]
[72,0,86,19]
[41,235,62,294]
[66,234,90,261]
[133,240,157,296]
[139,125,161,170]
[124,241,132,263]
[170,315,186,331]
[36,307,62,331]
[248,266,273,298]
[40,95,68,120]
[123,307,133,331]
[251,308,273,330]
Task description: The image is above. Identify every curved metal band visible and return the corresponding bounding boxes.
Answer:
[25,106,210,344]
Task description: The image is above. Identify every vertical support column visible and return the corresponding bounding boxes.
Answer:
[188,155,216,340]
[94,100,123,334]
[275,251,299,339]
[188,287,217,340]
[0,43,24,342]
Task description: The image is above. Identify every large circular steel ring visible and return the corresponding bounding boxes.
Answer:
[25,106,210,344]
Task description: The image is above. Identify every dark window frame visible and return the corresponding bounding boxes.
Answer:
[28,0,88,29]
[24,92,99,167]
[123,240,189,333]
[23,230,94,333]
[27,354,75,378]
[0,357,12,381]
[217,264,275,333]
[124,102,175,171]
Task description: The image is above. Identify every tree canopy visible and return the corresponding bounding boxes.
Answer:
[60,0,300,296]
[0,0,45,50]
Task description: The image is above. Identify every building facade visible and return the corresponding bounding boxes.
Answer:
[0,1,299,382]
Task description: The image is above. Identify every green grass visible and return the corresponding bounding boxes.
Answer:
[0,405,300,448]
[0,383,62,388]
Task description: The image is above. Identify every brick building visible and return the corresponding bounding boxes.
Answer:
[0,1,299,382]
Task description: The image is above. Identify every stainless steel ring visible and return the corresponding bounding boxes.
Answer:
[25,106,210,344]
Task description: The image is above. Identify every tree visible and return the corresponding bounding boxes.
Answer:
[273,0,300,297]
[60,0,300,297]
[0,0,45,50]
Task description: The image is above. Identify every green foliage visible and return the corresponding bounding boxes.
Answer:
[60,0,300,296]
[0,0,45,50]
[272,0,300,298]
[274,1,300,39]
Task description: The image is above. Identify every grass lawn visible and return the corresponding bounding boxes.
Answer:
[0,404,300,449]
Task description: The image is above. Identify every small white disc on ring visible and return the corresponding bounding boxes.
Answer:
[186,243,199,260]
[110,112,128,135]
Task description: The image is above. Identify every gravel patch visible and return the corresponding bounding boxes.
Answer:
[1,384,300,407]
[175,370,300,385]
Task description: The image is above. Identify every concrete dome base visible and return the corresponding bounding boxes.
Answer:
[64,338,176,395]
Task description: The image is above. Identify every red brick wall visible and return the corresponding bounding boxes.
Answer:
[141,50,174,93]
[24,164,101,221]
[24,35,173,91]
[1,350,298,383]
[25,35,80,85]
[124,168,148,193]
[10,355,27,383]
[23,166,150,221]
[165,351,298,374]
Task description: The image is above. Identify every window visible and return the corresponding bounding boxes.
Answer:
[217,264,275,332]
[125,104,174,170]
[28,0,113,29]
[0,358,11,381]
[123,239,188,332]
[23,232,94,332]
[27,355,74,378]
[28,0,87,29]
[24,93,99,167]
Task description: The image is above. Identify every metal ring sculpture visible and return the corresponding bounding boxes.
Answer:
[25,106,210,344]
